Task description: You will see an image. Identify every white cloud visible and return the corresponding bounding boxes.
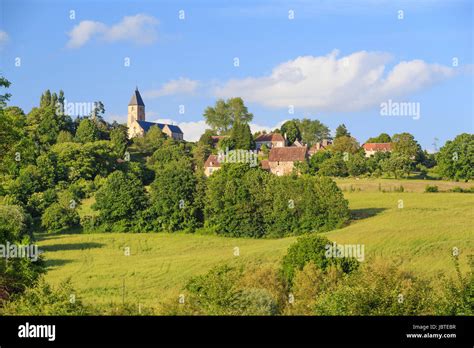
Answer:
[66,14,158,49]
[214,50,456,112]
[0,30,9,49]
[153,118,285,142]
[144,78,199,98]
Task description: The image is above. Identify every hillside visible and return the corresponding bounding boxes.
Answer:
[37,184,474,307]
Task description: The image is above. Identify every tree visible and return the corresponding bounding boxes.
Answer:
[203,98,253,134]
[110,126,128,158]
[280,120,300,144]
[366,133,391,143]
[0,76,12,108]
[298,118,330,146]
[230,122,254,150]
[93,171,148,223]
[331,136,360,154]
[149,161,201,231]
[281,234,358,285]
[392,132,422,161]
[56,130,74,143]
[227,97,253,125]
[347,153,368,177]
[41,203,79,233]
[436,133,474,180]
[75,118,99,143]
[318,154,348,177]
[381,153,412,178]
[335,124,350,139]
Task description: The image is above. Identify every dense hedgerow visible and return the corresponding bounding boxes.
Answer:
[204,163,350,238]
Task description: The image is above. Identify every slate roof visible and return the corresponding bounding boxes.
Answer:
[129,88,145,106]
[268,147,307,162]
[136,120,183,134]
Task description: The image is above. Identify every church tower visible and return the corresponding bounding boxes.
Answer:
[127,87,145,127]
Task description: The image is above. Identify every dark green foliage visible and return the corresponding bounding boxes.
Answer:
[110,126,128,158]
[366,133,391,143]
[335,124,350,138]
[436,133,474,180]
[230,122,254,150]
[205,164,349,238]
[148,161,201,231]
[346,153,368,176]
[93,171,148,223]
[204,164,268,238]
[318,154,348,177]
[425,185,439,193]
[280,120,300,144]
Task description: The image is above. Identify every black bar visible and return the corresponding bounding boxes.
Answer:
[0,316,472,346]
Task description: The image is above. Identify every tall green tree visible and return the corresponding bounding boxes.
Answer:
[335,124,350,139]
[436,133,474,180]
[280,120,300,144]
[204,98,253,134]
[230,122,254,150]
[75,118,99,143]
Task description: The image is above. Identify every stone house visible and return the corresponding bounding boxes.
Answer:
[362,143,392,157]
[267,147,308,176]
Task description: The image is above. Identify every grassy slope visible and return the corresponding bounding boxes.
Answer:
[37,179,474,306]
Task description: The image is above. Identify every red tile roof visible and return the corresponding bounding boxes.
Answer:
[268,147,307,162]
[255,133,285,143]
[362,143,392,151]
[260,159,270,170]
[204,154,221,168]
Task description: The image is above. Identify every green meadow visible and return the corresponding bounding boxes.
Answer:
[37,179,474,307]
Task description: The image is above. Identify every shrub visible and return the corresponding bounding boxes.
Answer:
[281,234,359,285]
[41,203,79,233]
[0,278,91,315]
[425,185,439,193]
[93,171,148,224]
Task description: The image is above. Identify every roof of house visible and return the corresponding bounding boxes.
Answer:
[291,140,304,147]
[255,133,285,143]
[136,120,183,134]
[260,159,270,170]
[362,143,392,151]
[129,88,145,106]
[204,154,221,168]
[268,147,307,162]
[211,135,229,143]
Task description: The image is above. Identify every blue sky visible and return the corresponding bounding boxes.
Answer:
[1,0,472,149]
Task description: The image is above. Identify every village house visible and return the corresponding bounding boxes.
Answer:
[267,147,308,176]
[127,88,184,140]
[255,132,286,150]
[204,154,221,177]
[362,143,392,157]
[308,139,332,156]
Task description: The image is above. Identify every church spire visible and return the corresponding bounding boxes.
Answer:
[129,87,145,106]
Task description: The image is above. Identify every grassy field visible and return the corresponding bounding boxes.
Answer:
[37,179,474,307]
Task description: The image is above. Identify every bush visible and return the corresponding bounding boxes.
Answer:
[425,185,439,193]
[281,234,359,285]
[1,278,91,315]
[41,203,79,233]
[93,171,148,225]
